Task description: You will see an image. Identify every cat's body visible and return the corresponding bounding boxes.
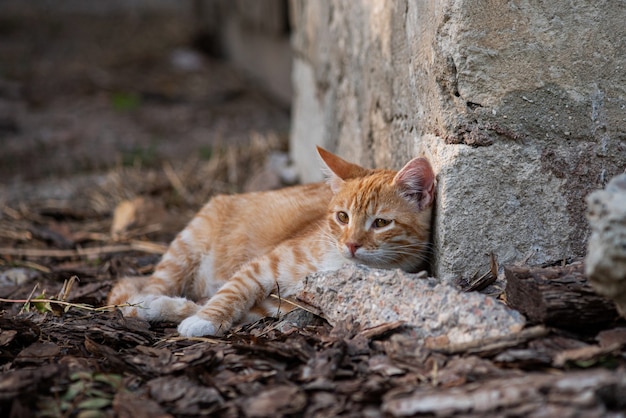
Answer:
[108,147,435,337]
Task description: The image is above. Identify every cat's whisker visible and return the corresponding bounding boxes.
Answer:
[366,249,431,267]
[317,233,340,247]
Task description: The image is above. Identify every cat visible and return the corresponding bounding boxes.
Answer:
[107,147,435,337]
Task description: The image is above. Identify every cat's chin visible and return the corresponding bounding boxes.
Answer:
[349,256,422,272]
[358,260,394,270]
[343,255,387,270]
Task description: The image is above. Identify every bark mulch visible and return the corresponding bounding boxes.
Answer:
[1,196,625,417]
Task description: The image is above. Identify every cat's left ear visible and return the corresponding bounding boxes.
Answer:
[317,146,369,193]
[393,157,435,210]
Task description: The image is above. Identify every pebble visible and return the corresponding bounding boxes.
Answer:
[0,268,39,286]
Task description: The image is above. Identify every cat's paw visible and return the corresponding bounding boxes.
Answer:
[126,294,164,321]
[177,315,221,337]
[127,294,200,321]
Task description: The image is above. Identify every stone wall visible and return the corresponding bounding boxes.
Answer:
[289,0,626,281]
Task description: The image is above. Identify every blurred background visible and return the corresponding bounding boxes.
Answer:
[0,0,293,207]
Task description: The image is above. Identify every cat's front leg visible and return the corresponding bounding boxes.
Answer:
[176,284,255,337]
[176,248,307,337]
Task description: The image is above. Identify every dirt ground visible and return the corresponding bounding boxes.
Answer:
[1,8,626,418]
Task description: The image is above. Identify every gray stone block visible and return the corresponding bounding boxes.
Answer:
[289,0,626,281]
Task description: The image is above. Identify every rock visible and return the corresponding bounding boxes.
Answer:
[586,173,626,318]
[289,1,626,281]
[299,264,525,345]
[0,268,39,287]
[170,48,205,72]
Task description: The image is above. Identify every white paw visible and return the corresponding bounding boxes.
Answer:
[127,294,166,321]
[177,315,218,337]
[122,294,154,318]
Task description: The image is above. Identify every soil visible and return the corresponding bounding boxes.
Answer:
[1,7,626,418]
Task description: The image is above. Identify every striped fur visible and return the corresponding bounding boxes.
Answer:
[108,147,435,337]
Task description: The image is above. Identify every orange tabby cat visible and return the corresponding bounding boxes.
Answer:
[108,147,435,337]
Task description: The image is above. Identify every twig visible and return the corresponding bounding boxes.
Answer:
[1,259,51,273]
[161,335,223,344]
[57,275,79,301]
[465,252,498,292]
[359,321,405,339]
[1,205,23,221]
[269,293,325,317]
[0,297,135,313]
[163,161,194,204]
[0,241,167,258]
[19,283,40,315]
[129,240,168,254]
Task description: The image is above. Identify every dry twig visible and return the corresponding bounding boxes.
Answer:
[270,293,325,317]
[1,296,135,313]
[0,241,167,258]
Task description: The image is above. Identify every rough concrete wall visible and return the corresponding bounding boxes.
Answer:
[290,0,626,281]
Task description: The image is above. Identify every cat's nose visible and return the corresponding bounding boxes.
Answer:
[346,242,362,256]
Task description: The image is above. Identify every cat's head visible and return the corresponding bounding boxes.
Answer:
[318,146,435,273]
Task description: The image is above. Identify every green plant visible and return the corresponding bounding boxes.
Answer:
[110,92,141,112]
[37,372,124,417]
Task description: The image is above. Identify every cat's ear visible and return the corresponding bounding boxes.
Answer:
[317,146,368,193]
[393,157,435,210]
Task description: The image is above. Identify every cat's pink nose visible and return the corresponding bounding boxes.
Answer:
[346,242,361,256]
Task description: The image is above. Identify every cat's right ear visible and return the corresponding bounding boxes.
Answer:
[393,157,436,211]
[317,146,368,193]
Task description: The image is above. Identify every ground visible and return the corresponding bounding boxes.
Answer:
[1,8,626,418]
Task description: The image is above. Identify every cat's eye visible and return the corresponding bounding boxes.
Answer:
[336,211,349,224]
[373,218,392,228]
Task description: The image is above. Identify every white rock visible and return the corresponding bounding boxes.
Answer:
[170,48,204,72]
[0,268,38,286]
[586,173,626,317]
[299,264,525,345]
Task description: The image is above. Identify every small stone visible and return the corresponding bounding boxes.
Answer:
[0,268,38,286]
[299,264,525,345]
[170,48,204,72]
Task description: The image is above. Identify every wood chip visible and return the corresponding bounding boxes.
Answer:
[504,263,619,328]
[553,343,623,367]
[428,325,550,355]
